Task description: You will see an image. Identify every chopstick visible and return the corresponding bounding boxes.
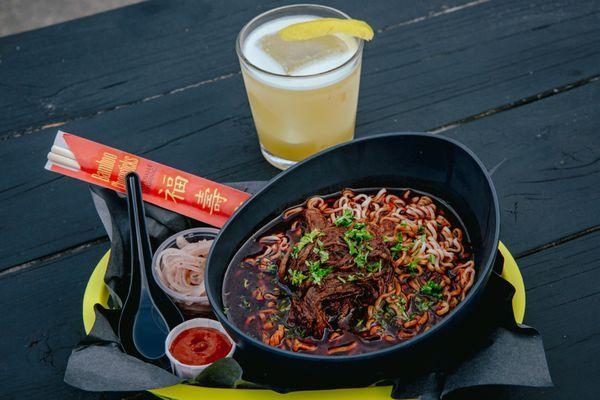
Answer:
[47,144,81,171]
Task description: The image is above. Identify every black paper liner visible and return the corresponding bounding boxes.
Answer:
[64,183,552,397]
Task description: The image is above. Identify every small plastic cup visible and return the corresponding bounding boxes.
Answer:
[165,318,236,379]
[152,227,219,316]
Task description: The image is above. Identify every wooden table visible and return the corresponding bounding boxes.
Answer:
[1,0,599,398]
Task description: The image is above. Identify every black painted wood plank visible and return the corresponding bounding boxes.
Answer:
[0,0,472,138]
[2,77,600,272]
[1,0,600,270]
[447,231,600,400]
[0,243,107,400]
[356,0,600,132]
[446,81,600,258]
[515,233,600,399]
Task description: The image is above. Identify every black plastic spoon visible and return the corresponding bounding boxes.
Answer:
[118,173,184,363]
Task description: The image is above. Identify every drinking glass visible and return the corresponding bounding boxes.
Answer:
[236,4,364,170]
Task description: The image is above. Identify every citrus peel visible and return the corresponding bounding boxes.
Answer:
[278,18,374,42]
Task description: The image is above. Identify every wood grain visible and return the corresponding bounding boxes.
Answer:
[0,0,473,138]
[1,0,600,269]
[1,0,599,399]
[446,81,600,257]
[0,243,107,399]
[1,77,600,271]
[446,231,600,400]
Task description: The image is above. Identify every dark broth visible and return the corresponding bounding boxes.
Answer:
[222,188,474,356]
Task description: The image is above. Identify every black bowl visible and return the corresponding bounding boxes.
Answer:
[206,132,500,388]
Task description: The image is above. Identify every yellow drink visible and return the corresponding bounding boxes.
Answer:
[236,5,364,169]
[241,61,361,163]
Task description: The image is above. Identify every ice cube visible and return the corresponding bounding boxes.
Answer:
[259,33,349,74]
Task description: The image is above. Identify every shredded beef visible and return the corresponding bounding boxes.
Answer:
[305,208,328,231]
[289,276,366,338]
[283,207,393,338]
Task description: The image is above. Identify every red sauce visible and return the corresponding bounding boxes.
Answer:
[169,327,232,365]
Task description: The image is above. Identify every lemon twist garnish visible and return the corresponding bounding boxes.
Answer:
[278,18,374,42]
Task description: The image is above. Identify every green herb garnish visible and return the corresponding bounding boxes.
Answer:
[343,222,373,268]
[333,209,354,227]
[346,239,358,255]
[344,223,373,242]
[390,233,407,259]
[405,258,420,274]
[265,263,277,272]
[318,249,329,263]
[415,297,430,312]
[240,296,251,309]
[306,260,332,285]
[291,229,324,258]
[421,280,443,298]
[367,259,383,273]
[417,225,425,234]
[354,251,369,269]
[288,269,308,286]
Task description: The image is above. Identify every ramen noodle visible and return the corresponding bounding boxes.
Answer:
[223,188,475,355]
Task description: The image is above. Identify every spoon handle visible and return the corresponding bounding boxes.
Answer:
[126,173,153,293]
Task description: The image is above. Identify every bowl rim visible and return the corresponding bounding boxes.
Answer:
[206,132,501,362]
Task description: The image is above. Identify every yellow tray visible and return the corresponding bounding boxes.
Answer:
[83,241,525,400]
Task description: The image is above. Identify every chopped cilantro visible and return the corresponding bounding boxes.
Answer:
[354,251,369,269]
[288,269,308,286]
[291,229,324,258]
[417,225,425,234]
[346,274,357,282]
[405,258,420,274]
[344,223,373,267]
[345,223,373,242]
[421,280,443,298]
[390,233,407,259]
[367,259,383,273]
[240,296,251,309]
[277,299,291,312]
[346,239,358,255]
[415,297,430,312]
[333,209,354,227]
[355,318,369,332]
[306,260,332,285]
[285,325,307,339]
[309,239,329,262]
[318,249,329,263]
[428,254,436,264]
[265,263,277,272]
